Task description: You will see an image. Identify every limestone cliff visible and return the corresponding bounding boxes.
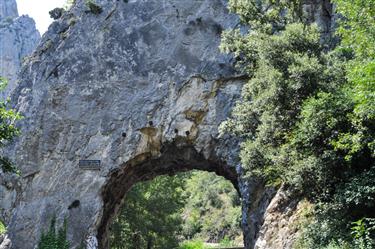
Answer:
[0,0,334,249]
[6,1,247,248]
[0,0,18,20]
[254,188,313,249]
[0,0,39,244]
[0,0,40,99]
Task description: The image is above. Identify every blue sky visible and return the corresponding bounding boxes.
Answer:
[16,0,66,34]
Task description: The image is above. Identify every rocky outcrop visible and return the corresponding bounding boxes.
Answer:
[0,1,39,244]
[0,0,18,20]
[0,234,11,249]
[5,0,248,248]
[0,171,20,224]
[1,0,334,249]
[0,0,40,99]
[254,188,312,249]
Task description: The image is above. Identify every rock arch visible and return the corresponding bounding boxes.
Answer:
[4,0,261,248]
[0,0,338,248]
[98,143,239,248]
[1,0,335,248]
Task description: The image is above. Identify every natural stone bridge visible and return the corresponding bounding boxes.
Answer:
[0,0,333,248]
[3,0,260,248]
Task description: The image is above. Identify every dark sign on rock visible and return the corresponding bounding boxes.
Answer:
[79,160,101,170]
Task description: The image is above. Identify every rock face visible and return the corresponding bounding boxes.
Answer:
[0,0,40,99]
[254,188,311,249]
[0,0,39,240]
[6,0,248,248]
[1,0,334,249]
[0,0,18,20]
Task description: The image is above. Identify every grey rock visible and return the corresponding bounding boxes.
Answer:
[1,0,334,249]
[0,0,40,99]
[0,234,12,249]
[254,187,307,249]
[0,0,18,20]
[6,1,246,248]
[0,169,21,224]
[0,0,39,235]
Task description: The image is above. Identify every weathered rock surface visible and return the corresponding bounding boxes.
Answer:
[0,0,39,243]
[0,171,20,224]
[0,234,11,249]
[254,188,311,249]
[0,0,18,20]
[1,0,334,249]
[0,0,40,99]
[6,0,247,248]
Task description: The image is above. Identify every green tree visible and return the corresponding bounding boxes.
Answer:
[181,171,242,243]
[37,217,70,249]
[335,0,374,120]
[227,0,306,33]
[220,21,343,186]
[110,171,242,248]
[0,77,21,173]
[330,0,375,160]
[293,1,374,246]
[288,2,374,246]
[220,0,374,247]
[110,175,186,249]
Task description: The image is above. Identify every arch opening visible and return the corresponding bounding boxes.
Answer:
[98,143,241,249]
[109,170,243,248]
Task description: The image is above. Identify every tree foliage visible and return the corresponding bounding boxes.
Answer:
[227,0,306,33]
[110,175,186,249]
[37,217,70,249]
[110,171,242,248]
[220,0,374,247]
[0,219,6,235]
[181,171,242,243]
[220,22,345,186]
[0,77,21,173]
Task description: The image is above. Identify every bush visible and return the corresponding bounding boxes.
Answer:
[85,0,102,14]
[221,0,374,247]
[321,241,351,249]
[179,240,205,249]
[351,218,375,249]
[0,220,6,235]
[0,77,22,174]
[219,237,237,247]
[49,8,65,20]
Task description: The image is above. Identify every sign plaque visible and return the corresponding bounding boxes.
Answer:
[79,160,101,170]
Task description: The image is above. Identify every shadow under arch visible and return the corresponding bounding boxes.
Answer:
[97,142,240,249]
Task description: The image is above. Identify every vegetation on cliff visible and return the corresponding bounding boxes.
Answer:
[0,220,5,235]
[0,77,21,173]
[220,0,374,248]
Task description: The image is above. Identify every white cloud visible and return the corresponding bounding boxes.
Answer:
[16,0,67,34]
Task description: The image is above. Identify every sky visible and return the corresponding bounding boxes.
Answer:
[16,0,67,34]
